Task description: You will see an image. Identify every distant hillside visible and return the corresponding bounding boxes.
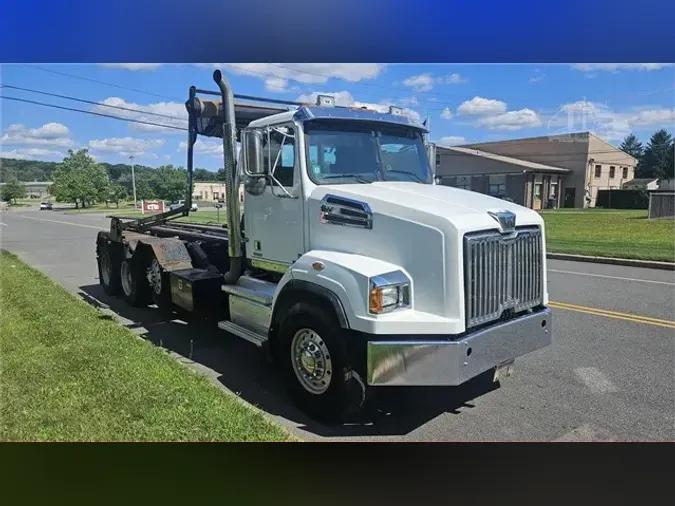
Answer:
[0,157,221,183]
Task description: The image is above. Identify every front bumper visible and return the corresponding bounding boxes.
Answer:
[366,308,551,386]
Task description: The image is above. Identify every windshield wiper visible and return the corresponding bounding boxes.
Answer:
[321,174,372,184]
[385,169,425,183]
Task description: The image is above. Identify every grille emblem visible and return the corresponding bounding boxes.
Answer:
[488,210,516,234]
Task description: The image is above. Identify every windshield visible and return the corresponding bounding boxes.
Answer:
[304,120,432,185]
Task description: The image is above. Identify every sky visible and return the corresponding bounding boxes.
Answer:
[1,63,673,171]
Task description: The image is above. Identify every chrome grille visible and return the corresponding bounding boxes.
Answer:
[464,226,543,329]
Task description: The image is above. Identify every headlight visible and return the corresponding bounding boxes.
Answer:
[368,271,411,314]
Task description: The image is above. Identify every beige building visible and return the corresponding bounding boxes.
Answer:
[435,147,571,210]
[441,132,637,208]
[192,181,245,204]
[193,181,227,202]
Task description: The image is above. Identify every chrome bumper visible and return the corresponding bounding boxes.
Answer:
[366,308,551,386]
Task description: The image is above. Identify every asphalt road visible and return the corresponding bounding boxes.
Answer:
[2,207,674,441]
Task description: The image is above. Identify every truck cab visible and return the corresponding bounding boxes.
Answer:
[97,70,551,423]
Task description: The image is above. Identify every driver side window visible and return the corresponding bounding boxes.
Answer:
[264,126,296,188]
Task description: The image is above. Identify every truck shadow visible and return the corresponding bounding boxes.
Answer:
[78,283,501,439]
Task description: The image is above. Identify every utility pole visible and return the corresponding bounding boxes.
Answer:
[129,155,137,209]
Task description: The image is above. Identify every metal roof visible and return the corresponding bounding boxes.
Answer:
[437,145,571,174]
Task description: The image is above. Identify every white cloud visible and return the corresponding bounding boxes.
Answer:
[88,137,165,158]
[572,63,673,73]
[296,90,423,124]
[444,73,467,84]
[402,73,435,92]
[438,136,466,146]
[0,122,74,147]
[398,96,419,107]
[177,139,224,157]
[529,68,545,83]
[476,109,542,130]
[402,72,467,91]
[92,97,188,134]
[548,101,631,140]
[98,63,163,71]
[265,77,289,93]
[457,96,508,116]
[630,108,675,126]
[203,63,385,85]
[1,147,65,160]
[440,107,453,120]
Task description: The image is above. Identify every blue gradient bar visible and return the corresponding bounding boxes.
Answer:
[1,0,673,62]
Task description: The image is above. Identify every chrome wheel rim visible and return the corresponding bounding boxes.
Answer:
[100,252,112,286]
[147,259,162,295]
[291,328,332,395]
[120,261,134,296]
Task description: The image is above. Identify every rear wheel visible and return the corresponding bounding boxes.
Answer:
[146,256,173,315]
[120,258,151,307]
[97,240,121,296]
[276,303,368,423]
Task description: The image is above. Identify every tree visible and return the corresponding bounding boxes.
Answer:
[637,129,673,179]
[51,149,110,208]
[193,168,214,181]
[620,134,644,160]
[667,139,675,179]
[1,177,26,204]
[149,165,188,202]
[107,183,128,208]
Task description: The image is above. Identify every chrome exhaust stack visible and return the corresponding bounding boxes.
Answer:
[213,69,243,284]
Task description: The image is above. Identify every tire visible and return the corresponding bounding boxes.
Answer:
[146,254,174,316]
[97,240,121,296]
[120,257,152,307]
[276,302,368,424]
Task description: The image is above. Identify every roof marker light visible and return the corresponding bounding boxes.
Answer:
[316,95,335,107]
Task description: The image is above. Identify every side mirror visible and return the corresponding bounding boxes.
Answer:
[243,129,265,176]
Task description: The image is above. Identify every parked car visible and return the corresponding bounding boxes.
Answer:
[39,202,53,211]
[169,200,198,212]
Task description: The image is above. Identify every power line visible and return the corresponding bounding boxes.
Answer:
[18,64,182,101]
[0,95,188,131]
[0,94,644,163]
[1,84,186,121]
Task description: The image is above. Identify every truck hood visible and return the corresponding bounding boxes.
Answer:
[309,181,543,233]
[307,181,545,321]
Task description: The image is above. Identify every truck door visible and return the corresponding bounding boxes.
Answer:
[243,124,305,271]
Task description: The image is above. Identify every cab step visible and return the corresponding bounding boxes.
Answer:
[217,320,268,347]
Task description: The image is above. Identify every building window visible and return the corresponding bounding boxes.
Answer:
[594,165,602,178]
[550,182,558,199]
[213,192,219,200]
[435,154,441,167]
[609,166,615,178]
[455,176,471,190]
[489,184,506,197]
[534,183,542,200]
[622,167,628,179]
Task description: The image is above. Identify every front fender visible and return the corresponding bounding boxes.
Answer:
[273,250,412,334]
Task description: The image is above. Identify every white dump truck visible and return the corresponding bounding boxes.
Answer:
[96,70,552,423]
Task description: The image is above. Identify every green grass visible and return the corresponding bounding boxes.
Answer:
[0,250,292,441]
[541,209,675,262]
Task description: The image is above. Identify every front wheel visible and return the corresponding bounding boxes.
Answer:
[276,303,368,423]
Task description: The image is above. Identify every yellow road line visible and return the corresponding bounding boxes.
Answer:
[550,301,675,329]
[18,214,105,230]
